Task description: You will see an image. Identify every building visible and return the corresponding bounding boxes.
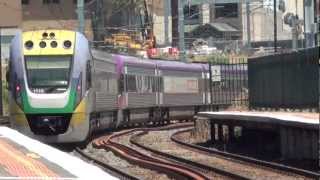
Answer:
[0,0,94,60]
[22,0,93,40]
[0,0,22,60]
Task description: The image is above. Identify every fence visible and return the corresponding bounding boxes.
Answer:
[209,58,248,106]
[248,47,319,109]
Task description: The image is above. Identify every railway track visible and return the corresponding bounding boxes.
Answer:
[130,130,249,180]
[75,147,139,180]
[133,126,316,180]
[171,129,320,179]
[92,124,209,180]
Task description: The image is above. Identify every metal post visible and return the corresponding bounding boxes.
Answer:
[273,0,277,52]
[77,0,85,33]
[178,0,186,62]
[208,62,213,110]
[164,0,170,46]
[246,0,251,49]
[292,17,299,50]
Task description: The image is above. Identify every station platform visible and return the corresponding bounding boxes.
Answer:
[0,126,118,180]
[194,111,318,160]
[197,111,318,129]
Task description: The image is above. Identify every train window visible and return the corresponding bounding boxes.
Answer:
[118,74,124,93]
[141,76,155,93]
[126,74,157,93]
[25,56,72,93]
[108,75,118,94]
[163,76,199,93]
[126,75,137,92]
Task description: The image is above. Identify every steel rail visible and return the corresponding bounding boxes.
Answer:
[130,130,250,180]
[75,147,139,180]
[92,124,209,180]
[171,129,320,179]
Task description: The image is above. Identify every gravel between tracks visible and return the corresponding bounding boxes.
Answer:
[113,130,229,180]
[138,129,312,180]
[81,136,171,180]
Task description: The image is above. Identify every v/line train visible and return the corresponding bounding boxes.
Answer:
[8,30,211,143]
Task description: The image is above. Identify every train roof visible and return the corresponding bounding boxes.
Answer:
[115,54,156,68]
[156,60,205,72]
[91,49,208,73]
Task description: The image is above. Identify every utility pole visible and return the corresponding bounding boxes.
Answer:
[246,0,251,49]
[164,0,171,46]
[304,0,315,48]
[77,0,85,34]
[178,0,186,62]
[0,28,2,116]
[95,0,105,41]
[273,0,277,52]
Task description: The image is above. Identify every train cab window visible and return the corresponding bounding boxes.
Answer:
[25,56,72,94]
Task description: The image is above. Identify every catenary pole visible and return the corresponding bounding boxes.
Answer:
[77,0,85,33]
[164,0,170,46]
[246,0,251,49]
[273,0,277,52]
[178,0,186,62]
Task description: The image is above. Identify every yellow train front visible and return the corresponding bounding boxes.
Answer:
[8,30,92,143]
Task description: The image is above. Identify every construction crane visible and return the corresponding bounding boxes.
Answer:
[104,0,156,52]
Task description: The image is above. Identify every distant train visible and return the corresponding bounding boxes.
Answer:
[8,30,211,143]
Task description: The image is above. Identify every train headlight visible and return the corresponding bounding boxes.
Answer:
[42,32,48,39]
[39,41,47,48]
[51,41,58,48]
[63,40,72,49]
[25,41,34,49]
[49,32,55,39]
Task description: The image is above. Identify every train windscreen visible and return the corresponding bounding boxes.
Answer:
[25,56,72,94]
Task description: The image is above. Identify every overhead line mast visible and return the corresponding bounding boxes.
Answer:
[77,0,85,33]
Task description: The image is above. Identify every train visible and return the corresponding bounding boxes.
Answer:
[8,30,211,143]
